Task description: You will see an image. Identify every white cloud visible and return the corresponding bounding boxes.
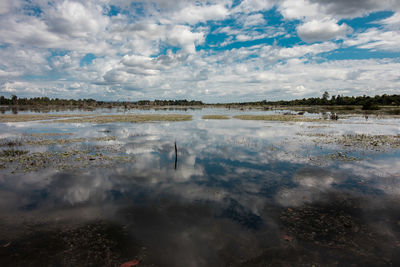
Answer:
[243,13,266,27]
[297,19,352,42]
[169,3,229,24]
[167,25,205,53]
[0,0,11,15]
[279,0,320,20]
[379,12,400,30]
[46,1,109,38]
[308,0,400,18]
[233,0,276,14]
[280,0,400,20]
[344,28,400,52]
[0,0,399,101]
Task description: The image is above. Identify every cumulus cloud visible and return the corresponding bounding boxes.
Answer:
[308,0,400,18]
[0,0,399,100]
[279,0,320,20]
[168,3,229,24]
[45,1,109,38]
[167,25,205,54]
[297,19,352,42]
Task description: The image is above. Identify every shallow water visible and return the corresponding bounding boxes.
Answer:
[1,108,400,266]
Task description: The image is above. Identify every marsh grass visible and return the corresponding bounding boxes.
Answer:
[0,139,23,147]
[202,115,230,120]
[0,149,28,157]
[91,136,117,141]
[299,132,400,150]
[233,114,322,122]
[42,114,192,123]
[0,114,91,122]
[28,132,74,137]
[0,149,134,172]
[25,138,87,146]
[21,136,116,146]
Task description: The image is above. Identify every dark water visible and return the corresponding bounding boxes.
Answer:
[1,110,400,266]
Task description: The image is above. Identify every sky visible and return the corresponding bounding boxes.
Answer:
[0,0,399,102]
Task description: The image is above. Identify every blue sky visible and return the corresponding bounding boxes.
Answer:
[0,0,399,102]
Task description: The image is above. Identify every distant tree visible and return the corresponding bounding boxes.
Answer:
[322,91,329,101]
[11,95,18,105]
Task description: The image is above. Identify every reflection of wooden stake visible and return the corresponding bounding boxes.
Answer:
[174,141,178,170]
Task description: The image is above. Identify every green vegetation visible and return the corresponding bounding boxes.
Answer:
[225,93,400,107]
[2,93,400,108]
[233,114,322,122]
[202,115,230,120]
[0,95,203,107]
[362,101,380,110]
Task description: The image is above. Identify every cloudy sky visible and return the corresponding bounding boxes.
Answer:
[0,0,399,102]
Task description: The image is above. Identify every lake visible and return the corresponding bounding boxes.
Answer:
[1,107,400,266]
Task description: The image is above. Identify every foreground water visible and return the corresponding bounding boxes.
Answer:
[1,108,400,266]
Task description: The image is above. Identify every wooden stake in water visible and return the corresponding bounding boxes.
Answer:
[174,141,178,170]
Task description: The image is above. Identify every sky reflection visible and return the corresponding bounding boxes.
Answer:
[1,109,400,266]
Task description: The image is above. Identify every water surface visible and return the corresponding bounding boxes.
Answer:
[1,108,400,266]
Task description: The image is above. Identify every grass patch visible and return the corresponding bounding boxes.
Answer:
[202,115,230,120]
[0,149,134,172]
[0,139,23,147]
[299,132,400,150]
[233,114,321,122]
[91,136,117,141]
[0,114,91,122]
[42,114,192,123]
[0,149,28,157]
[25,138,86,146]
[28,132,74,137]
[339,134,400,149]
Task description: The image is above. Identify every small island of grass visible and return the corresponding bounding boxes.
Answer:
[202,115,230,120]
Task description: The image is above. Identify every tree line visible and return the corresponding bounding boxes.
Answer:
[0,95,203,107]
[221,92,400,107]
[1,93,400,107]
